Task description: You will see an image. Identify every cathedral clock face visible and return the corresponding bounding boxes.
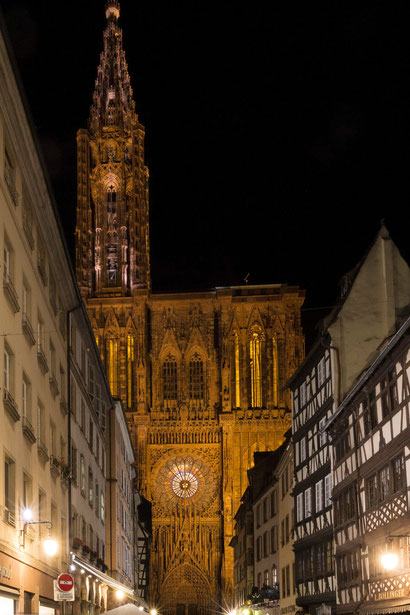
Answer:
[154,455,216,511]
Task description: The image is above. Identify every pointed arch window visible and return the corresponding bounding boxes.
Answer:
[106,185,117,214]
[272,336,278,407]
[189,353,204,401]
[106,337,118,396]
[250,325,263,408]
[126,334,135,409]
[163,354,177,401]
[231,331,241,408]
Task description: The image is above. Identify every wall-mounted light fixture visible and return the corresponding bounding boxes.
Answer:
[20,508,57,555]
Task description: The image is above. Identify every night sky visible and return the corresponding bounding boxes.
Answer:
[2,0,410,348]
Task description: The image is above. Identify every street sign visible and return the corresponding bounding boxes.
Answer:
[57,573,74,593]
[54,575,75,602]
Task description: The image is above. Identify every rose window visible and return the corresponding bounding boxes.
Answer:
[154,455,216,511]
[170,466,200,499]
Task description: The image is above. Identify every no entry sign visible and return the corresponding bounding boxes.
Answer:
[57,573,74,593]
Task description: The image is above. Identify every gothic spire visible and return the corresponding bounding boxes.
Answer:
[89,1,137,133]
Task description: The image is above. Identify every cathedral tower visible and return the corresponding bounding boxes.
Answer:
[76,0,150,297]
[76,4,305,614]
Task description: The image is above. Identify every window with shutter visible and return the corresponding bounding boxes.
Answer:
[296,493,303,522]
[315,480,323,512]
[324,474,332,507]
[304,488,312,517]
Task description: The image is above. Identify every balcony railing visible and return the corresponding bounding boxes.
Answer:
[3,272,20,313]
[4,163,18,205]
[50,456,61,479]
[49,371,59,397]
[37,258,48,286]
[3,507,16,527]
[37,342,49,373]
[22,415,36,444]
[22,313,36,346]
[3,389,20,422]
[60,395,68,416]
[37,437,49,462]
[23,216,35,250]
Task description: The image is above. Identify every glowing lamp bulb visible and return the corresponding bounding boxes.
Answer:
[139,608,144,612]
[243,610,251,615]
[43,538,58,556]
[150,609,157,615]
[22,508,33,522]
[381,552,399,571]
[116,590,125,600]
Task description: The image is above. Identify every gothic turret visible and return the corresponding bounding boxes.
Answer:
[76,1,150,297]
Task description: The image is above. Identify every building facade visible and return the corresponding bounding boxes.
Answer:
[290,339,336,615]
[252,452,281,606]
[289,225,410,615]
[105,398,138,609]
[0,18,72,612]
[328,315,410,615]
[277,438,296,615]
[75,2,305,613]
[231,486,254,610]
[69,305,114,614]
[1,12,149,612]
[230,436,295,615]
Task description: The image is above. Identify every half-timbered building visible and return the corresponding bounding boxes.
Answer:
[289,224,410,615]
[328,314,410,615]
[289,339,336,615]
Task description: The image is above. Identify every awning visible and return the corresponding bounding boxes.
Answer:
[72,554,149,611]
[105,605,142,615]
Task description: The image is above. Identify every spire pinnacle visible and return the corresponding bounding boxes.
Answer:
[105,0,120,20]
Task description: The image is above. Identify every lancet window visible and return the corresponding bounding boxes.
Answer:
[249,325,263,408]
[126,334,134,409]
[272,336,278,407]
[231,331,241,408]
[163,354,178,401]
[106,337,118,396]
[189,353,204,401]
[106,185,117,214]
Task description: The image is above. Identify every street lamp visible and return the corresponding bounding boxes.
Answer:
[116,590,125,600]
[380,535,409,572]
[20,508,57,555]
[381,553,399,571]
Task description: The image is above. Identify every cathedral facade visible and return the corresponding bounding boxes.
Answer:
[75,3,305,614]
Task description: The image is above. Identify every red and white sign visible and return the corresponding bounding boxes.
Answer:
[57,573,74,593]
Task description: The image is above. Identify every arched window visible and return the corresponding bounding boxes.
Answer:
[189,353,204,401]
[106,337,118,396]
[250,325,262,408]
[126,334,134,409]
[272,336,278,407]
[233,332,241,408]
[106,185,117,214]
[163,354,177,401]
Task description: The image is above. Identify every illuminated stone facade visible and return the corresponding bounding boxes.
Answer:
[76,3,305,613]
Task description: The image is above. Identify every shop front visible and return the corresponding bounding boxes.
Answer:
[0,548,59,614]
